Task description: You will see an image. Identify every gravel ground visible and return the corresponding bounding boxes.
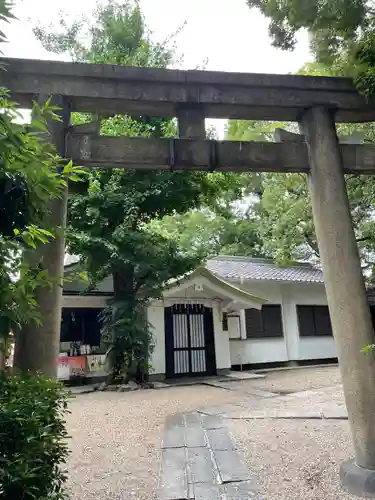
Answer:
[225,365,342,395]
[229,417,357,500]
[65,385,240,500]
[64,366,350,500]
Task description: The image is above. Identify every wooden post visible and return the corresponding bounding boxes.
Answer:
[13,95,70,378]
[300,106,375,497]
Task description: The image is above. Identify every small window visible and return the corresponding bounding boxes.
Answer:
[297,305,333,337]
[222,312,228,331]
[60,308,103,346]
[245,305,283,339]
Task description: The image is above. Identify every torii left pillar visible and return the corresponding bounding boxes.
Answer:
[13,95,70,378]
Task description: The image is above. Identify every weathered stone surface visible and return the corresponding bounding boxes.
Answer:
[161,427,186,449]
[96,381,107,391]
[322,407,348,419]
[158,448,188,500]
[117,385,132,392]
[214,450,251,484]
[184,412,202,427]
[67,134,375,173]
[222,481,261,499]
[2,56,375,122]
[165,413,185,428]
[185,427,206,448]
[198,405,240,416]
[223,371,266,380]
[153,381,169,389]
[127,380,139,390]
[206,428,236,451]
[187,447,216,484]
[192,482,221,500]
[158,409,260,499]
[105,384,119,392]
[201,415,225,430]
[340,459,375,497]
[301,106,375,471]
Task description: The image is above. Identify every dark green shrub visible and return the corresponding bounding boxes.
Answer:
[0,373,70,499]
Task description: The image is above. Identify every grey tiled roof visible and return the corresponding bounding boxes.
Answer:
[206,256,324,284]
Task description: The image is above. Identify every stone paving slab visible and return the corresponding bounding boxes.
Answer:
[158,448,189,500]
[165,413,185,427]
[204,380,277,399]
[201,414,227,429]
[198,404,245,416]
[223,371,266,381]
[223,481,262,500]
[213,406,348,421]
[162,426,186,448]
[185,427,207,448]
[191,481,261,500]
[206,428,236,451]
[185,412,203,427]
[187,447,216,484]
[192,482,221,500]
[322,406,348,419]
[214,450,251,484]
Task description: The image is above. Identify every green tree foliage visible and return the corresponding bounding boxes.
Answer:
[246,0,375,99]
[227,96,375,271]
[246,0,368,58]
[149,208,266,259]
[34,1,243,381]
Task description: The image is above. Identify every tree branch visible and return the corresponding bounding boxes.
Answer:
[304,232,320,257]
[356,236,372,243]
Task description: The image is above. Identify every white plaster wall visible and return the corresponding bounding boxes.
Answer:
[227,315,241,339]
[228,280,336,365]
[298,337,337,360]
[212,303,231,370]
[147,302,166,376]
[235,280,283,303]
[229,338,288,365]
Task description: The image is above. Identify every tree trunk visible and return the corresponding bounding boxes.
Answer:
[13,191,68,377]
[13,95,70,378]
[107,267,136,383]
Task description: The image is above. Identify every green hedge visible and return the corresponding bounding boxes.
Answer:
[0,374,70,500]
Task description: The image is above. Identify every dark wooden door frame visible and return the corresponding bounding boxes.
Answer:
[164,303,217,378]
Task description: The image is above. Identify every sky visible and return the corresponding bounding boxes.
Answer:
[3,0,311,134]
[4,0,310,72]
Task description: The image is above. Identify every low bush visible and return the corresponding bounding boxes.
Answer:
[0,373,70,499]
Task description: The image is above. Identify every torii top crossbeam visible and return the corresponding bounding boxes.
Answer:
[1,57,375,123]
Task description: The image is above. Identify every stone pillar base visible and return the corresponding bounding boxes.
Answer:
[341,459,375,497]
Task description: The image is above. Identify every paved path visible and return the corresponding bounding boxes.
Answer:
[157,371,348,500]
[158,411,260,500]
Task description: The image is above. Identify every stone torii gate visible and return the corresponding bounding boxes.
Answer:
[3,57,375,496]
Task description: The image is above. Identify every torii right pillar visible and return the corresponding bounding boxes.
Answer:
[300,106,375,497]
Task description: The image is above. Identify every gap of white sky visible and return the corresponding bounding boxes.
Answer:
[3,0,311,136]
